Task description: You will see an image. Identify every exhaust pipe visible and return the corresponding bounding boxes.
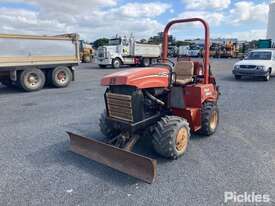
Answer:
[67,132,157,183]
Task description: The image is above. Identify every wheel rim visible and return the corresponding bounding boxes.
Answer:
[176,128,188,152]
[144,59,150,66]
[210,110,218,130]
[27,73,40,87]
[56,71,67,83]
[114,60,120,68]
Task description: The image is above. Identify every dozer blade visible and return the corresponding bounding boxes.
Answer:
[67,132,157,184]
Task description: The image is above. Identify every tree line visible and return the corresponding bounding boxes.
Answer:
[92,32,195,49]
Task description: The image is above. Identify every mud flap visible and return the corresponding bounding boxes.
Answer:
[67,132,157,183]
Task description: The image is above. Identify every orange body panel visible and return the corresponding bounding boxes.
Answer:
[101,67,169,89]
[184,84,218,107]
[171,83,218,131]
[172,108,201,132]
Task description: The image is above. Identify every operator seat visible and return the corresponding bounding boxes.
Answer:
[174,61,194,85]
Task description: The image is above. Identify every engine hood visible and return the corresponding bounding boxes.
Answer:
[98,45,118,54]
[101,67,169,89]
[104,45,118,52]
[235,60,272,67]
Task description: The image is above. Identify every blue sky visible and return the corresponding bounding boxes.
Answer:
[0,0,271,41]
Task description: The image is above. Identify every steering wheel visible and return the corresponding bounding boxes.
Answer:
[152,58,176,88]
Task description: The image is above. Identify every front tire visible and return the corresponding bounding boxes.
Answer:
[152,116,190,159]
[19,69,45,92]
[199,102,219,136]
[112,58,121,69]
[99,111,120,138]
[49,66,72,88]
[263,70,271,81]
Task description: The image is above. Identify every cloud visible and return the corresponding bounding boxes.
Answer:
[230,1,269,24]
[177,11,224,26]
[0,1,170,40]
[29,0,117,12]
[0,0,269,41]
[73,16,163,40]
[222,29,266,41]
[114,2,171,18]
[0,7,66,34]
[182,0,231,10]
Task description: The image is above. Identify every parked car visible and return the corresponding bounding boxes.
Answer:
[232,49,275,81]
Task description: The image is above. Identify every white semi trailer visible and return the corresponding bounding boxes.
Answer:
[0,33,79,92]
[178,45,201,57]
[95,36,161,68]
[178,46,190,57]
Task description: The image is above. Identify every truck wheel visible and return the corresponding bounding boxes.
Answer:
[235,75,242,80]
[112,58,121,69]
[99,65,107,68]
[152,116,190,159]
[49,66,72,88]
[151,58,158,65]
[199,102,219,136]
[99,111,120,138]
[19,69,45,92]
[142,58,150,67]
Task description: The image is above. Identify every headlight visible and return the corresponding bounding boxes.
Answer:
[257,66,265,70]
[234,65,240,70]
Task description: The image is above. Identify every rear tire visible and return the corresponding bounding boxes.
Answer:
[235,75,241,80]
[112,58,121,69]
[49,66,72,88]
[199,102,219,136]
[152,116,190,159]
[150,58,158,65]
[99,111,120,138]
[19,69,45,92]
[141,58,150,67]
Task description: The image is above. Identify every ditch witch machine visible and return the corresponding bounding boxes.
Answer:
[68,18,220,183]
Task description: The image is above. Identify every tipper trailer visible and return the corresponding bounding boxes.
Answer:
[0,33,79,92]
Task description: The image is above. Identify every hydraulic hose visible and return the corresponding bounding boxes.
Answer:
[144,90,165,107]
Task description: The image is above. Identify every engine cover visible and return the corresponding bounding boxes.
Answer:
[101,67,169,89]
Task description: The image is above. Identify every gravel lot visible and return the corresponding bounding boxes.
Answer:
[0,59,274,206]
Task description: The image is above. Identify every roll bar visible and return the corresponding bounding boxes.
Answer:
[162,18,210,84]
